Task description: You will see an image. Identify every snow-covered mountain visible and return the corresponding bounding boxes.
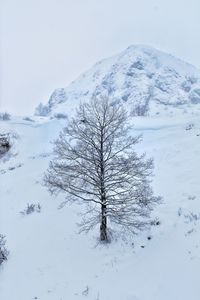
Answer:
[36,45,200,117]
[1,46,200,300]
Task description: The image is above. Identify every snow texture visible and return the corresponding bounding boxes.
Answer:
[0,113,200,300]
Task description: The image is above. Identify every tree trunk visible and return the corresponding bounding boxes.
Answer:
[100,203,107,241]
[99,125,108,241]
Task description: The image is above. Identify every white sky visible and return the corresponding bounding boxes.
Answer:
[1,0,200,115]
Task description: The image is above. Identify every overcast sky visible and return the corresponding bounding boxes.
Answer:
[1,0,200,115]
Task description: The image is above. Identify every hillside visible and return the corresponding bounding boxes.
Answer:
[0,114,200,300]
[36,45,200,118]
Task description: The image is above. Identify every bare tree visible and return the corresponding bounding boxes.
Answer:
[44,97,160,241]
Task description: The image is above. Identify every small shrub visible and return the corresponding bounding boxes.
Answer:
[0,134,11,155]
[53,113,68,119]
[23,117,35,122]
[150,218,160,226]
[0,235,9,265]
[35,103,50,116]
[185,123,194,131]
[20,203,41,215]
[0,112,11,121]
[82,286,89,296]
[184,212,200,223]
[178,207,182,216]
[188,195,196,201]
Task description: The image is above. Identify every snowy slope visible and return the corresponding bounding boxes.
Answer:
[37,45,200,118]
[0,114,200,300]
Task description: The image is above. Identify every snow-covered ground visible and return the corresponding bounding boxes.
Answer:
[0,114,200,300]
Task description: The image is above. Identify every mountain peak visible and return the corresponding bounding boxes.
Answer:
[36,45,200,118]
